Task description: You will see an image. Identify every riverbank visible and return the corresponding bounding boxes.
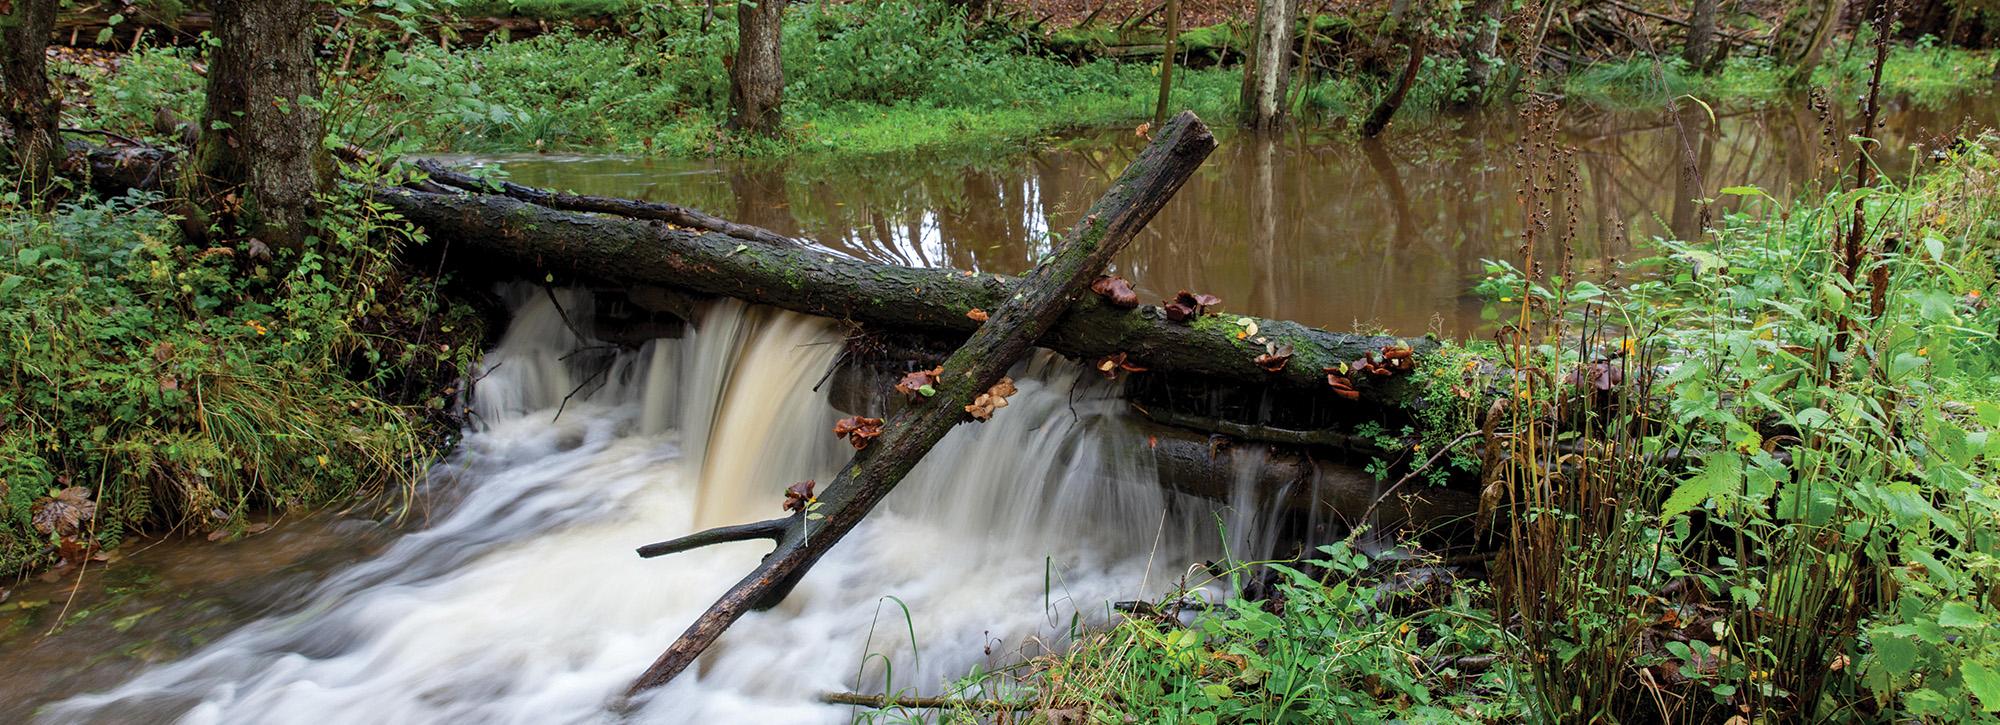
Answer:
[51,1,2000,160]
[946,123,2000,723]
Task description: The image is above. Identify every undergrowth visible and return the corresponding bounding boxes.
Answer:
[0,169,481,578]
[58,1,1997,161]
[864,110,2000,724]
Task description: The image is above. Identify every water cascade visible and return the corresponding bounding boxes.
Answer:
[43,287,1296,723]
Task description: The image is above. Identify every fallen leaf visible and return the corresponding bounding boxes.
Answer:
[31,487,95,536]
[152,341,175,363]
[1090,275,1140,308]
[783,480,817,512]
[1134,122,1152,138]
[832,416,885,449]
[894,367,942,399]
[966,308,988,322]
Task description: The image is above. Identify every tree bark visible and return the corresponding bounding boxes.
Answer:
[1153,0,1180,126]
[1454,0,1503,109]
[1786,0,1841,87]
[198,0,327,250]
[623,111,1218,695]
[1362,31,1428,138]
[378,185,1421,403]
[1238,0,1298,129]
[1683,0,1720,72]
[727,0,786,136]
[2,0,61,194]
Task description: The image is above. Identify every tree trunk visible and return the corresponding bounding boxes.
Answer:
[198,0,326,250]
[1454,0,1503,109]
[1683,0,1720,72]
[949,0,991,24]
[727,0,786,136]
[2,0,61,194]
[1362,31,1427,138]
[1238,0,1298,129]
[1153,0,1179,126]
[1787,0,1841,87]
[623,111,1218,695]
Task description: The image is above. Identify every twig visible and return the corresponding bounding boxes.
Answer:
[1353,431,1483,528]
[637,517,791,558]
[821,691,1034,711]
[59,127,144,147]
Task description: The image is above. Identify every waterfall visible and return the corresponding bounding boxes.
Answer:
[42,285,1281,724]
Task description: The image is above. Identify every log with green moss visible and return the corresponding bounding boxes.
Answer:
[73,138,1426,406]
[380,190,1425,407]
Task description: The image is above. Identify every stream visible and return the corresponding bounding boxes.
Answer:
[3,92,1996,723]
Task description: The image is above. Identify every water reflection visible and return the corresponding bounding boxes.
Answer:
[475,92,1996,338]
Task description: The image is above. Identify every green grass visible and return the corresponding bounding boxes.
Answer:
[440,0,648,18]
[0,172,480,577]
[58,1,2000,161]
[1566,36,1995,110]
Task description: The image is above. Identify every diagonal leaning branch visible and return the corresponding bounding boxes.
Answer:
[623,111,1217,696]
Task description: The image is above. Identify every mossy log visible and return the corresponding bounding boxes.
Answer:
[379,190,1426,409]
[624,111,1218,695]
[71,136,1428,420]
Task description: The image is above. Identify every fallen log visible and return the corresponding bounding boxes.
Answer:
[414,159,807,249]
[623,111,1217,695]
[69,136,1426,408]
[378,187,1424,408]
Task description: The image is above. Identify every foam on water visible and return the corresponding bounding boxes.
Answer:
[44,287,1262,724]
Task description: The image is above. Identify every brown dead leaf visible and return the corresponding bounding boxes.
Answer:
[1090,275,1140,308]
[153,341,175,363]
[1134,122,1152,139]
[966,308,988,322]
[783,480,817,512]
[159,374,179,391]
[31,487,95,537]
[832,416,885,449]
[894,367,942,399]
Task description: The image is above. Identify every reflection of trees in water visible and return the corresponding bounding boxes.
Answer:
[489,95,1998,337]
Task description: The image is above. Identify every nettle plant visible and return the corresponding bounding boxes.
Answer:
[1476,133,2000,721]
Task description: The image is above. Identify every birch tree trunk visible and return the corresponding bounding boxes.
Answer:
[1238,0,1298,130]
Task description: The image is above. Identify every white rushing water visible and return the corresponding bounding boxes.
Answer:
[42,287,1272,724]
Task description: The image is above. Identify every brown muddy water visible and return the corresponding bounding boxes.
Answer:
[4,92,1997,723]
[483,94,1999,336]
